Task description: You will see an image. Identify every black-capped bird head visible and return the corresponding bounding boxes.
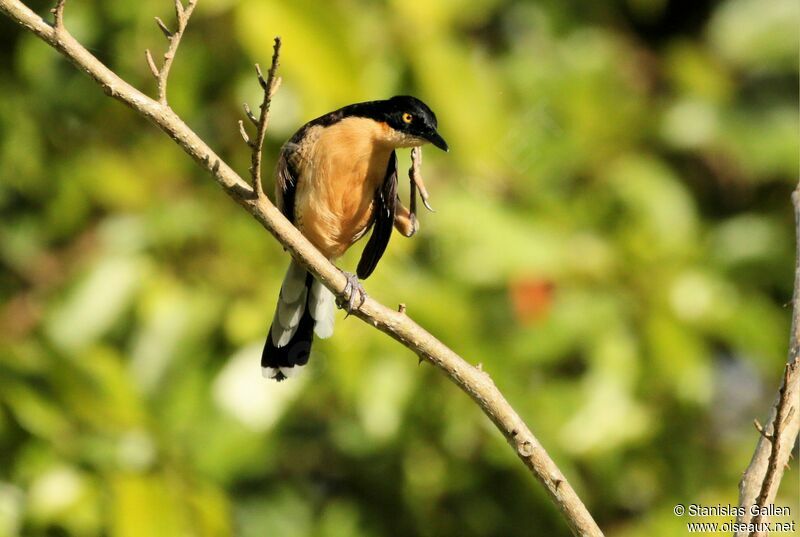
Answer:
[339,95,449,152]
[380,95,448,152]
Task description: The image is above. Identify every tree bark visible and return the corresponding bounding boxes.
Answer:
[735,186,800,537]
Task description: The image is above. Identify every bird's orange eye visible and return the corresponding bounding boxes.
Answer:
[402,113,413,124]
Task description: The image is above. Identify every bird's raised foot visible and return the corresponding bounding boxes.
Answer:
[338,271,368,316]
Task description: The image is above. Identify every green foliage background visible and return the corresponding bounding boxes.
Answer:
[0,0,798,535]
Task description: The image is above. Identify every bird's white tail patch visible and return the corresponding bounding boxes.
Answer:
[262,366,279,379]
[309,279,335,339]
[270,260,309,348]
[279,366,302,378]
[281,260,307,302]
[262,365,305,380]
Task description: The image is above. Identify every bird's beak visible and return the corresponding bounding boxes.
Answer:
[425,130,449,152]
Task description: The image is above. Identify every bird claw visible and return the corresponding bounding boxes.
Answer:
[339,271,367,316]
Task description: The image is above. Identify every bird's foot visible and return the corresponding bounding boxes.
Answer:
[338,271,368,316]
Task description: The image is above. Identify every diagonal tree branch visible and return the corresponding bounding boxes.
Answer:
[748,363,798,537]
[735,185,800,537]
[0,2,603,535]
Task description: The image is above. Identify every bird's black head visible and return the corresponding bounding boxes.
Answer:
[349,95,448,152]
[382,96,448,152]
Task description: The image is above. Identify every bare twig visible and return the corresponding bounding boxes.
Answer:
[154,16,172,38]
[0,2,603,535]
[50,0,64,29]
[243,103,257,125]
[237,119,251,145]
[403,146,431,237]
[147,0,197,105]
[240,38,282,198]
[409,146,434,212]
[749,363,796,537]
[736,186,800,537]
[752,419,776,441]
[408,158,418,218]
[144,49,159,79]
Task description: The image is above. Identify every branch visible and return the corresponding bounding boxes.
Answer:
[49,0,63,29]
[239,38,282,198]
[0,2,603,535]
[736,186,800,537]
[409,146,434,212]
[144,0,197,105]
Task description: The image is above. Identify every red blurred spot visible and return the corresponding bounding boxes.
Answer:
[510,278,555,324]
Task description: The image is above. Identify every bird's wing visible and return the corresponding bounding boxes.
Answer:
[275,142,301,224]
[357,151,398,279]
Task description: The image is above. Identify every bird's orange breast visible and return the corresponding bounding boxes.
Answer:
[294,117,393,259]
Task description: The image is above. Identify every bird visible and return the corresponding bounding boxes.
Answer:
[261,95,448,381]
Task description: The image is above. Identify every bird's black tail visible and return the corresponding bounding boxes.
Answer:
[261,260,335,381]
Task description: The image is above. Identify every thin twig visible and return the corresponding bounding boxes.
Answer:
[408,158,417,218]
[150,0,197,105]
[752,419,770,439]
[154,16,172,38]
[50,0,64,29]
[0,3,603,535]
[403,149,423,237]
[237,119,251,146]
[144,49,159,78]
[241,37,282,198]
[736,186,800,537]
[748,362,797,537]
[409,146,434,212]
[243,103,257,125]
